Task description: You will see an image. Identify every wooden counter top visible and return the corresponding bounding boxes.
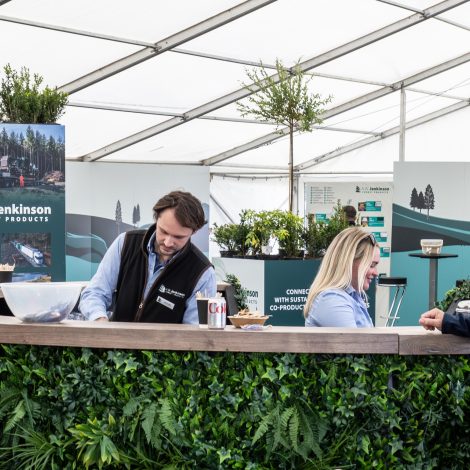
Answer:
[0,317,468,354]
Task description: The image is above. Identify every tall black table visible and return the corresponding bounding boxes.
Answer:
[409,253,458,309]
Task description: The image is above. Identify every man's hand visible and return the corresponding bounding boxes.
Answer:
[95,317,109,322]
[419,308,444,331]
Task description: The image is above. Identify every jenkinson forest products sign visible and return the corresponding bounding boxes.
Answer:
[0,203,52,222]
[0,124,65,282]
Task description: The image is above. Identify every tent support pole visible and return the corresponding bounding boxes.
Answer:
[399,85,406,162]
[210,195,235,224]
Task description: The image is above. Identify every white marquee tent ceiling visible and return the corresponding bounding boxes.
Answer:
[1,0,470,178]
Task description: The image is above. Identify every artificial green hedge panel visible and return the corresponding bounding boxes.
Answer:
[1,345,470,469]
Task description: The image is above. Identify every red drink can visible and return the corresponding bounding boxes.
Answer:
[207,297,226,329]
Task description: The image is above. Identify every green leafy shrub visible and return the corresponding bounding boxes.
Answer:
[438,279,470,311]
[1,346,470,468]
[224,273,248,310]
[0,64,68,123]
[272,210,304,257]
[211,223,240,252]
[303,201,349,258]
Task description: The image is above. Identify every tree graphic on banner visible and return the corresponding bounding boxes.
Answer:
[417,191,425,213]
[115,200,122,236]
[409,185,435,217]
[424,184,435,219]
[132,204,141,227]
[410,187,419,210]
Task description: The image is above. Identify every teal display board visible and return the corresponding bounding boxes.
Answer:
[263,259,376,326]
[214,258,376,326]
[0,124,65,281]
[263,259,320,325]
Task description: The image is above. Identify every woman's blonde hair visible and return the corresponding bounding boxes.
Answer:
[303,227,378,318]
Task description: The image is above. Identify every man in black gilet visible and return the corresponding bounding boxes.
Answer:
[79,191,217,323]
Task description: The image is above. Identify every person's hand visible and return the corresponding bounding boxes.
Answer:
[419,308,444,331]
[95,317,109,322]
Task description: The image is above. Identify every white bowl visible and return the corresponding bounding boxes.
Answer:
[420,239,443,255]
[0,282,85,323]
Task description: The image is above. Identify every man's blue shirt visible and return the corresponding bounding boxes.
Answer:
[79,231,217,324]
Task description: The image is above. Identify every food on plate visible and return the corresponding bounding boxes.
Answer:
[236,309,266,318]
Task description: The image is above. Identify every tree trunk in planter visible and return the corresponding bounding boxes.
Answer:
[288,125,294,212]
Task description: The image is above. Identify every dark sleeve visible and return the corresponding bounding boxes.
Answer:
[442,312,470,337]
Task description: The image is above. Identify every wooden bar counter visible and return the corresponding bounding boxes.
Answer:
[0,316,469,355]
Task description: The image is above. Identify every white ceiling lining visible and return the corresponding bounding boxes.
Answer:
[76,0,468,163]
[2,0,468,174]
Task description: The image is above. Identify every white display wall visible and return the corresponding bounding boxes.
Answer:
[303,180,394,326]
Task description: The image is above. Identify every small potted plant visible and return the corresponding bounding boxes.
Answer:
[233,210,252,258]
[245,210,278,258]
[273,210,305,258]
[212,223,239,257]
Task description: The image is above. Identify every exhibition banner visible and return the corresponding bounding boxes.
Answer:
[392,162,470,324]
[66,162,210,281]
[0,124,65,281]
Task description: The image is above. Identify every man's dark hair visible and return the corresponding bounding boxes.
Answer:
[342,205,357,226]
[153,191,206,231]
[342,205,357,219]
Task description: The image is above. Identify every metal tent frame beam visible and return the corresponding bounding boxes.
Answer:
[296,99,470,171]
[203,50,470,165]
[67,100,379,135]
[58,0,276,95]
[0,15,156,47]
[79,0,465,162]
[378,0,470,31]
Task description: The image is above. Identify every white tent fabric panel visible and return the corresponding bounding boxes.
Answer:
[69,54,254,112]
[62,108,168,158]
[214,128,369,170]
[94,118,280,163]
[185,0,408,64]
[416,61,470,95]
[315,19,470,83]
[401,106,470,161]
[0,22,139,86]
[0,0,242,40]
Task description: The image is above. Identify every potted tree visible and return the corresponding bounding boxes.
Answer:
[0,64,68,123]
[233,209,253,258]
[237,59,331,212]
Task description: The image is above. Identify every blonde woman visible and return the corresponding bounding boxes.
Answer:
[304,227,380,328]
